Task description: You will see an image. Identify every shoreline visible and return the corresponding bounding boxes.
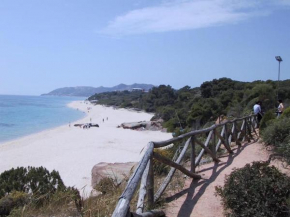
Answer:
[0,101,172,195]
[0,99,86,146]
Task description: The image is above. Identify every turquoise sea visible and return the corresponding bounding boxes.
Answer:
[0,95,86,143]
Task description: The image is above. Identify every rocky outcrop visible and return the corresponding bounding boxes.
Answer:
[120,119,164,131]
[91,162,137,188]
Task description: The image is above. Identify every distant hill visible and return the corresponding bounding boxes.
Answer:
[41,83,155,97]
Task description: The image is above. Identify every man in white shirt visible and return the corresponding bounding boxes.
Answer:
[253,101,262,127]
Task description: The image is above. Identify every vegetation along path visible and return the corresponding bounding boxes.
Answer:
[164,140,290,217]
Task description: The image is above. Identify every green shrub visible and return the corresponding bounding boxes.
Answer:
[153,148,174,176]
[216,161,290,217]
[7,188,82,217]
[282,107,290,118]
[163,119,178,132]
[276,135,290,164]
[95,177,118,195]
[0,191,29,216]
[0,167,65,198]
[262,117,290,146]
[259,110,276,130]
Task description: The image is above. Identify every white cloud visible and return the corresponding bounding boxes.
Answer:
[99,0,271,36]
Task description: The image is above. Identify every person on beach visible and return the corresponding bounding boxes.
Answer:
[103,118,104,122]
[107,117,108,121]
[277,99,284,118]
[253,101,262,127]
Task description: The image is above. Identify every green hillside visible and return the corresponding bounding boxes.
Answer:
[88,78,290,132]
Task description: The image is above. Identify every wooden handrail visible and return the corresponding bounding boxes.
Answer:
[112,115,257,217]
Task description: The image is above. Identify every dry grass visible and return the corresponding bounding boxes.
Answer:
[4,150,188,217]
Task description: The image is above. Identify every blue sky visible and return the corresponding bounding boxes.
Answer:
[0,0,290,95]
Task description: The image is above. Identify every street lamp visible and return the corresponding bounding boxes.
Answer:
[275,56,283,100]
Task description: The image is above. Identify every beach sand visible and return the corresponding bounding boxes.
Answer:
[0,101,172,195]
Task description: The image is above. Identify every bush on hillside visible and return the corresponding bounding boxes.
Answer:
[153,148,174,176]
[262,117,290,146]
[0,167,82,216]
[0,166,66,198]
[0,191,29,216]
[216,161,290,217]
[276,136,290,165]
[6,188,82,217]
[259,110,276,130]
[95,177,119,195]
[282,107,290,118]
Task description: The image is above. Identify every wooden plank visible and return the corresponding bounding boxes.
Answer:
[223,124,231,151]
[211,129,216,157]
[227,123,233,145]
[112,142,154,217]
[237,120,245,140]
[153,152,201,179]
[147,157,154,209]
[195,130,214,166]
[215,137,222,152]
[191,136,196,173]
[154,137,191,202]
[232,121,241,146]
[235,121,241,146]
[195,138,219,162]
[136,161,150,214]
[195,148,205,166]
[215,130,233,153]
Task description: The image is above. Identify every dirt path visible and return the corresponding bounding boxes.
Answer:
[164,141,290,217]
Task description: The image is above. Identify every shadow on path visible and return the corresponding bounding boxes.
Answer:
[165,142,252,217]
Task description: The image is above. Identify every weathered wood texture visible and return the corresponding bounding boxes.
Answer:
[153,152,201,179]
[154,137,191,202]
[191,136,196,173]
[112,142,154,217]
[147,158,154,208]
[112,115,258,217]
[136,161,150,214]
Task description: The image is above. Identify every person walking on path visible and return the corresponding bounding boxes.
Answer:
[277,99,284,118]
[253,101,262,127]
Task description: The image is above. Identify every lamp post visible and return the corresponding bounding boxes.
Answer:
[275,56,283,100]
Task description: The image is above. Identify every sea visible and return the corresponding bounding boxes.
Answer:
[0,95,86,144]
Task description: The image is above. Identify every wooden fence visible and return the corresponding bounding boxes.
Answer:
[112,115,258,217]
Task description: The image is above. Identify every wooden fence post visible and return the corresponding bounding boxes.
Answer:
[191,136,196,173]
[244,119,250,142]
[147,157,154,209]
[212,129,216,158]
[136,162,150,214]
[224,124,230,149]
[233,121,241,146]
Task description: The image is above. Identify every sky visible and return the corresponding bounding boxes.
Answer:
[0,0,290,95]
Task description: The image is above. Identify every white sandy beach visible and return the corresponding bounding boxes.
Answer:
[0,101,172,195]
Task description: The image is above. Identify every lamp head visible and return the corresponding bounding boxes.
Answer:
[275,56,283,62]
